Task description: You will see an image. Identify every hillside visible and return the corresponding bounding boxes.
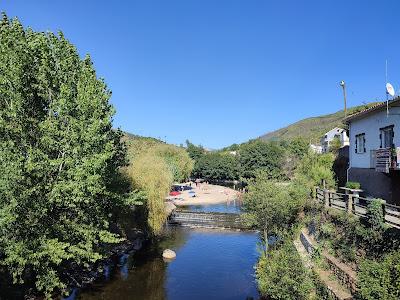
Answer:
[259,103,380,144]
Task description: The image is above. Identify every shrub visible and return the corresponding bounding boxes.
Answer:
[345,181,361,190]
[294,152,336,192]
[242,173,306,239]
[357,251,400,300]
[256,241,313,300]
[366,199,385,231]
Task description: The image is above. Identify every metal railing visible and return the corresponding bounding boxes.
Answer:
[315,187,400,229]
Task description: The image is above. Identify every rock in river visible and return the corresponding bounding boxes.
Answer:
[162,249,176,260]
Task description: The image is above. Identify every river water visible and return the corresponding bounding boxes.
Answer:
[68,202,260,300]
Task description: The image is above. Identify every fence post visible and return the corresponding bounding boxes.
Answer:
[347,194,353,214]
[324,189,330,207]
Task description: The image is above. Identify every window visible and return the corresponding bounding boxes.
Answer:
[380,125,394,149]
[355,133,366,153]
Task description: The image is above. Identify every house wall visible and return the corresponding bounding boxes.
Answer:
[349,107,400,168]
[348,167,400,205]
[321,127,345,153]
[348,168,392,201]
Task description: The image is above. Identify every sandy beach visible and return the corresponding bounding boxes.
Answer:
[167,183,241,206]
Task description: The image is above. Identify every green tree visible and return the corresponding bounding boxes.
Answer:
[256,241,313,300]
[294,152,336,191]
[192,152,240,180]
[0,15,127,297]
[125,138,193,234]
[329,136,341,154]
[185,140,205,161]
[287,137,309,158]
[242,173,306,251]
[239,140,285,179]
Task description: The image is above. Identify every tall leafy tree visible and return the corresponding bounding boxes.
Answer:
[193,152,240,181]
[185,139,205,161]
[0,14,126,297]
[239,140,284,179]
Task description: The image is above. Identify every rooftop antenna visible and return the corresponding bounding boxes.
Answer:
[385,60,395,116]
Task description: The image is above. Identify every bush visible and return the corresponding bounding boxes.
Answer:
[256,241,313,300]
[294,152,336,192]
[345,181,361,190]
[357,251,400,300]
[242,173,305,238]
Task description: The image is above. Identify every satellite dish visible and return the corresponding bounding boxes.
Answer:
[386,83,395,97]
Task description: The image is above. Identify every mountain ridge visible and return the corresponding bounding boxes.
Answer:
[258,103,380,144]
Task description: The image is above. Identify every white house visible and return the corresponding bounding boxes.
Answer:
[320,127,349,153]
[346,98,400,204]
[310,144,323,154]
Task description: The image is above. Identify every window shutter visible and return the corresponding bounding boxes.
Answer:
[379,133,382,148]
[355,137,358,153]
[363,136,366,153]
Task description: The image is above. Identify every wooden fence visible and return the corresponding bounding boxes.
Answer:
[315,187,400,229]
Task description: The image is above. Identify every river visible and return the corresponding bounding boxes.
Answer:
[69,201,260,300]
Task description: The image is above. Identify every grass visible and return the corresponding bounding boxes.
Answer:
[259,103,380,144]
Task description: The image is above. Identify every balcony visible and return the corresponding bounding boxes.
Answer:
[375,147,400,173]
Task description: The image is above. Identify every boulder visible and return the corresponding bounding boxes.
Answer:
[162,249,176,260]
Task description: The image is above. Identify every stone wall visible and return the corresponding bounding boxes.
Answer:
[300,229,357,297]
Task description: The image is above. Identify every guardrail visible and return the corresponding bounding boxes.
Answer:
[315,187,400,229]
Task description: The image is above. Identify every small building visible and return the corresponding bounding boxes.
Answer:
[346,98,400,204]
[310,144,323,154]
[320,127,349,153]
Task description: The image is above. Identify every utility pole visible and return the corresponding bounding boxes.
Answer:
[340,80,347,118]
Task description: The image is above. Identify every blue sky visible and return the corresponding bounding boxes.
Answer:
[2,1,400,148]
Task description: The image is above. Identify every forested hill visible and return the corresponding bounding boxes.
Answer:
[259,103,380,143]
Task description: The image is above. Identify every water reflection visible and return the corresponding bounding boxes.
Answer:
[75,225,259,300]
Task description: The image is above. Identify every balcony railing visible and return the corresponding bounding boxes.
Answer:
[375,148,391,173]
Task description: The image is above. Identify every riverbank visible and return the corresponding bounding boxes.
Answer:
[167,183,241,206]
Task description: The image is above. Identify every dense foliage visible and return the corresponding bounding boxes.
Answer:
[243,151,338,299]
[126,138,193,234]
[243,173,307,241]
[239,140,285,179]
[294,151,336,191]
[192,152,240,180]
[189,138,309,181]
[127,149,173,235]
[0,14,129,297]
[256,241,313,300]
[357,251,400,300]
[185,140,205,161]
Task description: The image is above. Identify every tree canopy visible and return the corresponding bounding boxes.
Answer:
[192,152,240,181]
[0,14,129,297]
[125,137,193,234]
